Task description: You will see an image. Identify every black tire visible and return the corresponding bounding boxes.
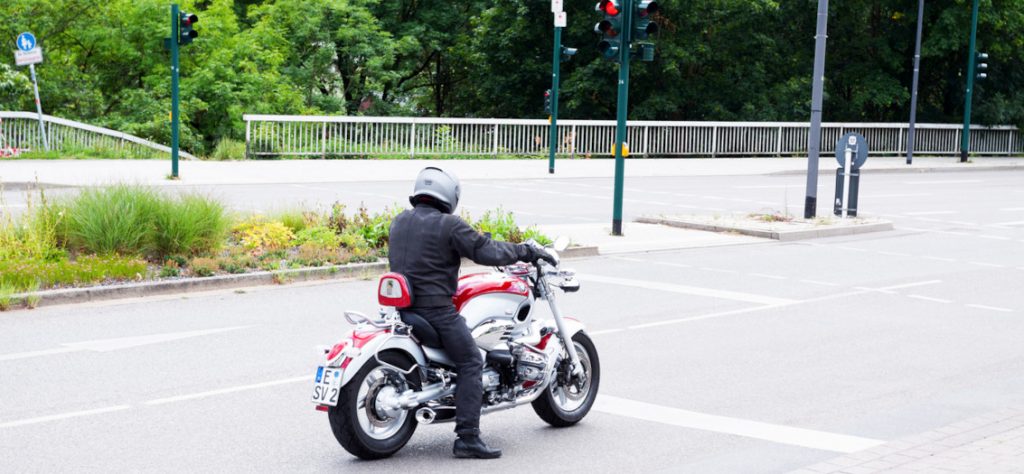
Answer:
[532,332,601,427]
[328,351,420,460]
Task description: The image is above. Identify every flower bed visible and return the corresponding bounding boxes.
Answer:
[0,185,549,310]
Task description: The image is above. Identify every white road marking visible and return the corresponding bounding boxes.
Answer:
[800,279,839,287]
[903,211,957,216]
[0,326,250,362]
[1000,207,1024,212]
[949,221,980,227]
[748,273,787,280]
[978,235,1012,241]
[835,246,868,252]
[902,179,982,185]
[968,262,1004,268]
[923,256,956,262]
[878,280,942,291]
[609,256,647,263]
[908,295,952,304]
[655,261,693,269]
[63,326,251,352]
[966,304,1013,313]
[991,220,1024,227]
[0,405,132,429]
[583,274,798,306]
[589,328,625,336]
[0,347,80,362]
[594,395,884,453]
[733,184,820,189]
[877,251,912,257]
[145,376,309,405]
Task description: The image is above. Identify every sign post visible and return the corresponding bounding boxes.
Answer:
[15,32,48,151]
[169,4,181,179]
[833,133,868,218]
[548,1,565,174]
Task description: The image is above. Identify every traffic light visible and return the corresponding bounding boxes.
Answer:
[595,0,623,61]
[544,89,553,115]
[179,12,198,45]
[975,52,989,80]
[633,1,659,40]
[560,46,578,63]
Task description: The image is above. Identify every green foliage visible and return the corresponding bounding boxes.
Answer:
[472,208,523,243]
[189,257,218,277]
[351,205,399,249]
[65,185,161,256]
[0,254,147,290]
[151,195,230,258]
[295,226,342,248]
[209,138,247,161]
[232,218,295,252]
[273,210,311,234]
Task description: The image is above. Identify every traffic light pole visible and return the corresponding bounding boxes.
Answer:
[611,0,633,236]
[960,0,980,163]
[170,4,181,179]
[548,26,562,174]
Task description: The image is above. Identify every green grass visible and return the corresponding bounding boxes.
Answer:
[209,138,246,161]
[14,144,166,160]
[0,254,147,290]
[66,185,161,255]
[151,194,230,258]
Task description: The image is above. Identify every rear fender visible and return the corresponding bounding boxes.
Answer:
[326,329,428,387]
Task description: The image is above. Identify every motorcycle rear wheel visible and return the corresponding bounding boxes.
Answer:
[328,352,420,460]
[532,332,600,427]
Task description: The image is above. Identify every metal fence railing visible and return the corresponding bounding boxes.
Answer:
[243,115,1022,159]
[0,111,195,159]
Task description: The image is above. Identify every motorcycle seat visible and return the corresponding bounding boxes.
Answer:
[399,311,443,349]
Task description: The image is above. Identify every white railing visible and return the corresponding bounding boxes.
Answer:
[0,112,196,160]
[243,115,1022,159]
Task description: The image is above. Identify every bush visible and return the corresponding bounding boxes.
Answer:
[274,210,313,234]
[209,138,246,161]
[151,194,230,258]
[295,226,341,248]
[233,219,294,252]
[351,205,398,249]
[0,191,68,262]
[473,208,523,243]
[66,185,160,255]
[189,257,218,277]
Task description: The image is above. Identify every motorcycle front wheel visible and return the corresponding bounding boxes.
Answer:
[532,331,601,427]
[328,352,420,460]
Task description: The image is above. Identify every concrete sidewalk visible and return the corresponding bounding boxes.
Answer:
[2,156,1022,187]
[538,222,766,254]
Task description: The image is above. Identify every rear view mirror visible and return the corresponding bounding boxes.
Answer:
[553,236,570,252]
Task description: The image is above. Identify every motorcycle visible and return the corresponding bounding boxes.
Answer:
[310,239,600,459]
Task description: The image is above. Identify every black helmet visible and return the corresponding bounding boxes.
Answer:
[409,167,461,214]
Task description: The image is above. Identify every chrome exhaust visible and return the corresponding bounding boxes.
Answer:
[415,407,436,424]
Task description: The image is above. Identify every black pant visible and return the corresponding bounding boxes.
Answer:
[415,305,482,437]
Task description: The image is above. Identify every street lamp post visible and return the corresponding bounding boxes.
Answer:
[960,0,981,163]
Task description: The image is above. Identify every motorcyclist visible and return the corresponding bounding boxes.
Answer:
[388,166,554,459]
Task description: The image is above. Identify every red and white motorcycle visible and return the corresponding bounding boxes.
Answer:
[311,239,600,459]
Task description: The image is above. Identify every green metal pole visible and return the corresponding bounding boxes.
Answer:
[960,0,980,163]
[611,0,633,236]
[548,26,562,174]
[170,4,180,178]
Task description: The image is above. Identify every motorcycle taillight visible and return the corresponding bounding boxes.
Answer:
[326,341,347,362]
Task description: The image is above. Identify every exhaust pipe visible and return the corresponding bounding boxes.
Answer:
[415,407,436,424]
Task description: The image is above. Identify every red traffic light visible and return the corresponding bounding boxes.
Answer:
[597,0,620,16]
[181,13,198,26]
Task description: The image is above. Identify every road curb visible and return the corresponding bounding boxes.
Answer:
[9,246,600,310]
[636,216,894,242]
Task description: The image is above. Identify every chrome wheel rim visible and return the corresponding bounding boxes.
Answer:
[551,341,593,412]
[355,368,408,440]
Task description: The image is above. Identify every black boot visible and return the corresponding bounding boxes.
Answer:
[453,435,502,459]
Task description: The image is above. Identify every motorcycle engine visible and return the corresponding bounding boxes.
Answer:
[513,347,548,382]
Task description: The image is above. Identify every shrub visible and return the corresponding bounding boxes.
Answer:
[328,202,350,234]
[150,194,230,258]
[522,227,553,246]
[474,208,523,242]
[0,283,15,311]
[274,210,310,234]
[0,190,67,262]
[189,257,218,277]
[66,185,160,255]
[159,260,180,278]
[295,226,341,248]
[233,219,294,252]
[210,138,246,161]
[351,205,398,249]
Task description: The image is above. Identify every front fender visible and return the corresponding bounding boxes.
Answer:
[560,317,586,339]
[326,329,428,387]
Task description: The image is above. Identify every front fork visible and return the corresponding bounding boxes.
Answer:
[545,290,584,378]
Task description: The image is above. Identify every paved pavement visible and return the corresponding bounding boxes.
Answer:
[1,156,1023,187]
[2,162,1024,472]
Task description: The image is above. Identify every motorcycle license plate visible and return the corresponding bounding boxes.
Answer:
[311,366,343,406]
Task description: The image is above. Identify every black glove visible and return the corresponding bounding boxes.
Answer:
[520,241,558,267]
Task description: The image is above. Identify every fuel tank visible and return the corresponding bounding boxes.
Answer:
[454,273,534,331]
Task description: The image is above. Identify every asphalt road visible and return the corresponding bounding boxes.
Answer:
[2,169,1024,472]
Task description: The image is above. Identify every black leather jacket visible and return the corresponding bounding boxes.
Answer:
[388,204,529,308]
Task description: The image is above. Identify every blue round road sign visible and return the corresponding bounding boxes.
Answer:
[835,132,869,169]
[16,32,36,52]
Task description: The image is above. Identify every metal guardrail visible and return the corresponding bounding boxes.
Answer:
[243,115,1022,159]
[0,111,196,160]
